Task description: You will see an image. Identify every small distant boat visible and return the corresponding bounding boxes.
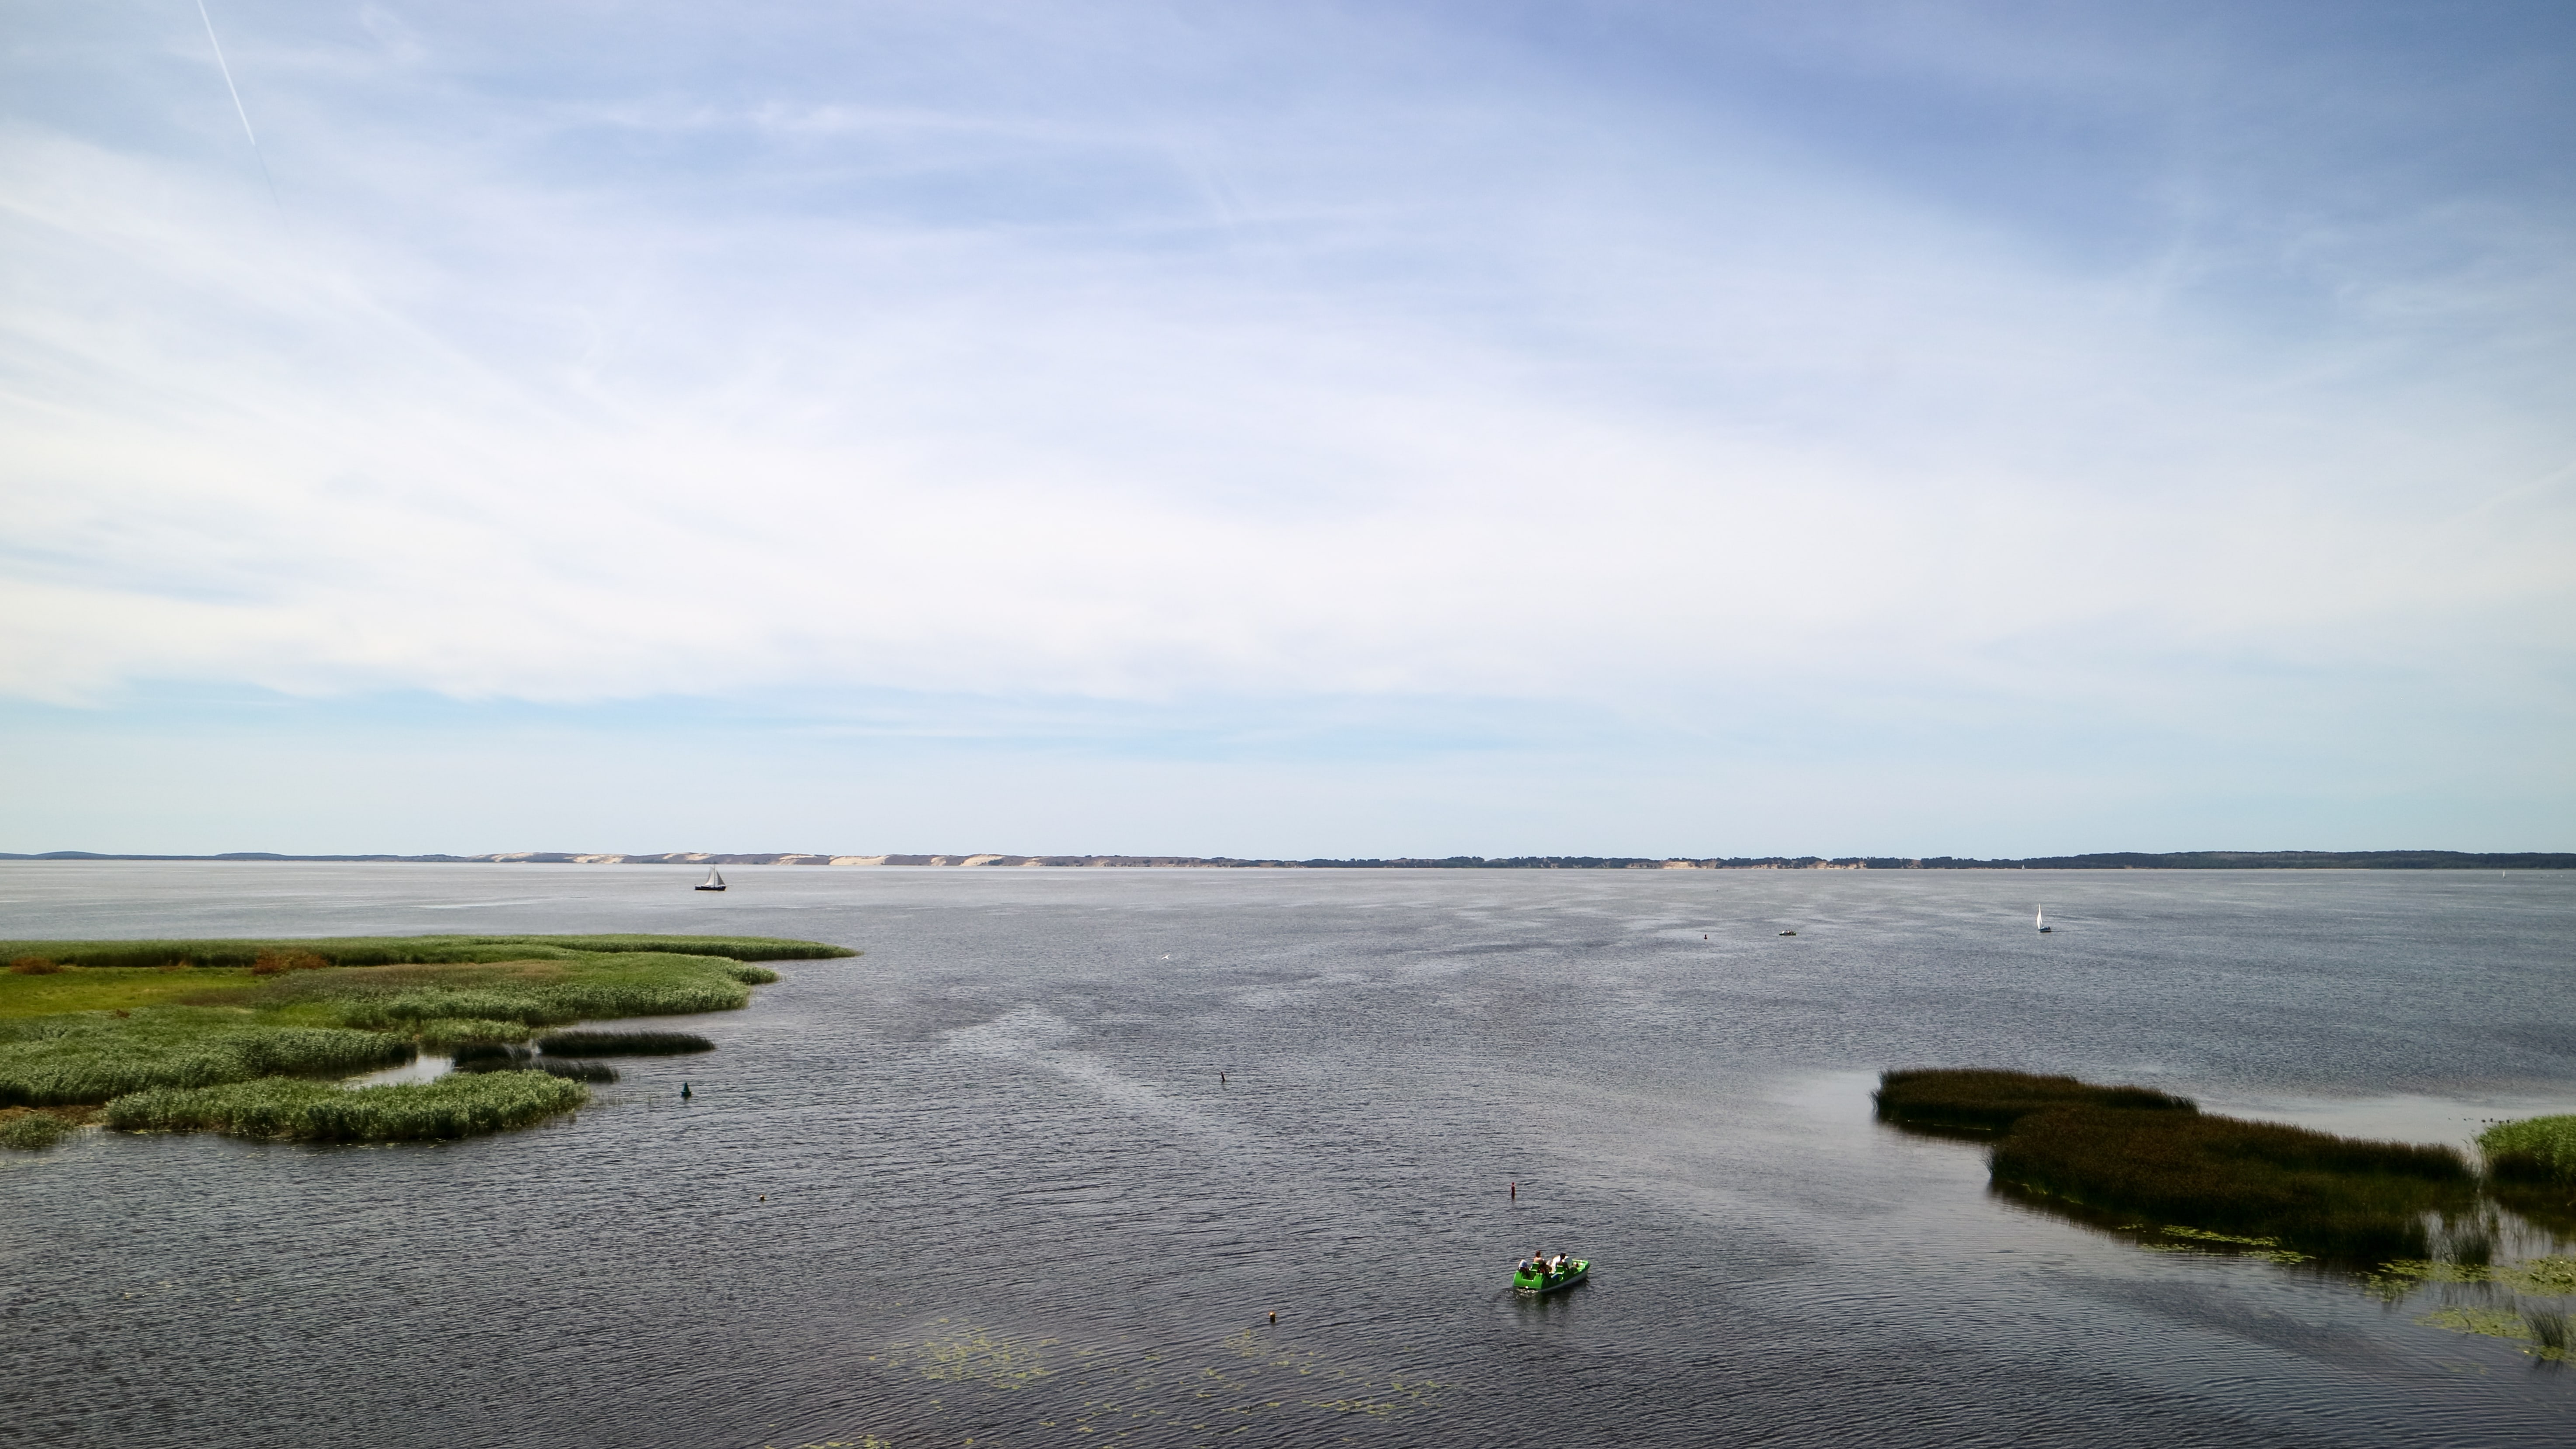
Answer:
[1513,1256,1591,1295]
[2035,906,2050,934]
[695,868,727,892]
[1779,930,1797,937]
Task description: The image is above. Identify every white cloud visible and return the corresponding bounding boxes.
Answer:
[2,1,2569,804]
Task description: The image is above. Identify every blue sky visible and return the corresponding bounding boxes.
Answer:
[3,1,2570,856]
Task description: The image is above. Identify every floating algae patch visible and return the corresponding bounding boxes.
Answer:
[1883,1069,2477,1263]
[850,1318,1442,1443]
[2368,1255,2576,1298]
[2133,1225,2313,1264]
[2419,1303,2574,1361]
[877,1319,1061,1390]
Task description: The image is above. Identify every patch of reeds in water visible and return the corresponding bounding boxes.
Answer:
[1881,1068,2476,1263]
[0,1012,415,1107]
[2479,1114,2576,1187]
[105,1070,587,1141]
[412,1017,535,1050]
[451,1043,618,1083]
[1874,1068,2196,1134]
[0,1109,77,1150]
[537,1030,714,1056]
[0,934,853,972]
[1993,1104,2474,1262]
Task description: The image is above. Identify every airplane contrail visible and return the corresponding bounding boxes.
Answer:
[194,0,281,211]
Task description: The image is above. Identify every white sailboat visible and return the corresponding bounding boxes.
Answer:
[695,867,727,892]
[2035,906,2050,934]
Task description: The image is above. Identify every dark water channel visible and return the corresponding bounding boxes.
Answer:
[5,863,2574,1447]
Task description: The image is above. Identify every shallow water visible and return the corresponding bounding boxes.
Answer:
[4,862,2574,1447]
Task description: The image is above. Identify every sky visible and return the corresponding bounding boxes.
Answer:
[3,0,2571,858]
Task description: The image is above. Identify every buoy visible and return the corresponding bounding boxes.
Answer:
[1268,1311,1276,1325]
[1220,1072,1227,1085]
[1510,1180,1517,1200]
[681,1082,693,1100]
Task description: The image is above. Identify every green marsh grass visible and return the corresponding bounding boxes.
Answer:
[0,1011,413,1106]
[0,934,840,1138]
[1874,1068,2196,1134]
[451,1044,618,1082]
[1882,1069,2476,1263]
[107,1071,587,1141]
[0,933,853,972]
[537,1030,714,1056]
[2479,1115,2576,1187]
[412,1017,536,1049]
[1,1109,78,1150]
[1992,1105,2474,1261]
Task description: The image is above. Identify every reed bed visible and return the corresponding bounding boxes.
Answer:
[1992,1105,2473,1261]
[1,1109,77,1150]
[301,953,759,1031]
[1874,1068,2196,1133]
[0,1012,413,1106]
[106,1071,587,1141]
[1881,1068,2477,1262]
[0,934,853,972]
[537,1030,714,1056]
[412,1017,536,1049]
[450,1044,619,1082]
[2480,1115,2576,1187]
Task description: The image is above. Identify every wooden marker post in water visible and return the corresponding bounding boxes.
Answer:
[1510,1180,1517,1200]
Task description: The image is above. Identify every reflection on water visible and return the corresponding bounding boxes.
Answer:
[3,862,2574,1447]
[342,1054,451,1087]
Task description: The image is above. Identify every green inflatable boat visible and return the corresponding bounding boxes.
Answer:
[1512,1257,1591,1294]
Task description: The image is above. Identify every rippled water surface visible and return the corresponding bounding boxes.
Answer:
[6,863,2575,1447]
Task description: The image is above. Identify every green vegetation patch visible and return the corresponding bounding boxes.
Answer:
[1874,1068,2196,1134]
[1883,1068,2476,1262]
[537,1030,714,1056]
[1,1109,80,1150]
[2479,1114,2576,1187]
[1995,1105,2473,1262]
[0,1010,413,1107]
[105,1071,588,1141]
[0,934,845,1141]
[2420,1304,2573,1361]
[0,933,855,972]
[0,966,269,1020]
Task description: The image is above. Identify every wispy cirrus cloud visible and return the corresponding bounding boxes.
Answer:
[2,1,2570,850]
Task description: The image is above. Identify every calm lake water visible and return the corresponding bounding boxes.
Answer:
[5,862,2574,1447]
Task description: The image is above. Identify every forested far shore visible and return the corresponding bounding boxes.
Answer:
[3,850,2570,870]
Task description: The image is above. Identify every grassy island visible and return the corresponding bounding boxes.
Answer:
[1879,1068,2478,1262]
[0,934,853,1147]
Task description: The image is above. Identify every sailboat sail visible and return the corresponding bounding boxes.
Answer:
[696,866,727,891]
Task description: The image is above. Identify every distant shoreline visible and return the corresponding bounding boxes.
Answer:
[3,850,2570,870]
